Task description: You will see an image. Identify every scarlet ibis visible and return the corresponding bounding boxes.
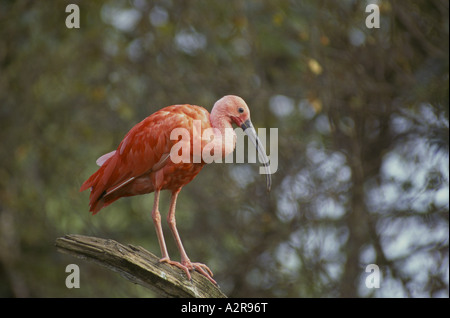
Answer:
[80,95,271,285]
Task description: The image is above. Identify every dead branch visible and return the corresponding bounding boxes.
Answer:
[55,234,227,298]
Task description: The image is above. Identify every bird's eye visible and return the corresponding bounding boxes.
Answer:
[238,107,244,114]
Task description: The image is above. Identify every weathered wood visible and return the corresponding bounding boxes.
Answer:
[55,234,227,298]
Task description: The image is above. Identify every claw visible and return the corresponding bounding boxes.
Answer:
[159,257,192,281]
[159,257,217,285]
[191,262,217,285]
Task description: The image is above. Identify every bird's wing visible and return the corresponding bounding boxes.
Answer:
[96,150,116,166]
[80,105,207,207]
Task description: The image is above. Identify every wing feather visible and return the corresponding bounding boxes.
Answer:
[80,105,209,213]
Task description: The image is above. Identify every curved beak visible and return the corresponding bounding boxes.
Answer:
[241,119,272,192]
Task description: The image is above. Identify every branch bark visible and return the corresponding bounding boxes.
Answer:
[55,234,227,298]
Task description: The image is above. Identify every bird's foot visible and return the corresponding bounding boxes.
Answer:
[189,262,217,285]
[159,257,217,285]
[159,257,192,281]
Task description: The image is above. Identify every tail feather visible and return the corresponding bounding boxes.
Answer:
[80,153,121,214]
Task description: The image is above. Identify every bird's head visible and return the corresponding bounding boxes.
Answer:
[212,95,272,192]
[211,95,249,126]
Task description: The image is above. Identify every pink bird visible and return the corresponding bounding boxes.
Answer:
[80,95,271,284]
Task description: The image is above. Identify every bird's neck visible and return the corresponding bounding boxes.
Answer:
[210,106,232,132]
[209,108,236,158]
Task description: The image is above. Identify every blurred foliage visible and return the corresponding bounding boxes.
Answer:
[0,0,448,297]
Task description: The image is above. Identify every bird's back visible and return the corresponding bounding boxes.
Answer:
[80,104,212,213]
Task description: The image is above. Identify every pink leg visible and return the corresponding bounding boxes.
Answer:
[165,188,217,285]
[151,189,169,260]
[151,189,191,277]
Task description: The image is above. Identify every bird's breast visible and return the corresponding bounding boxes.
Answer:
[158,162,205,191]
